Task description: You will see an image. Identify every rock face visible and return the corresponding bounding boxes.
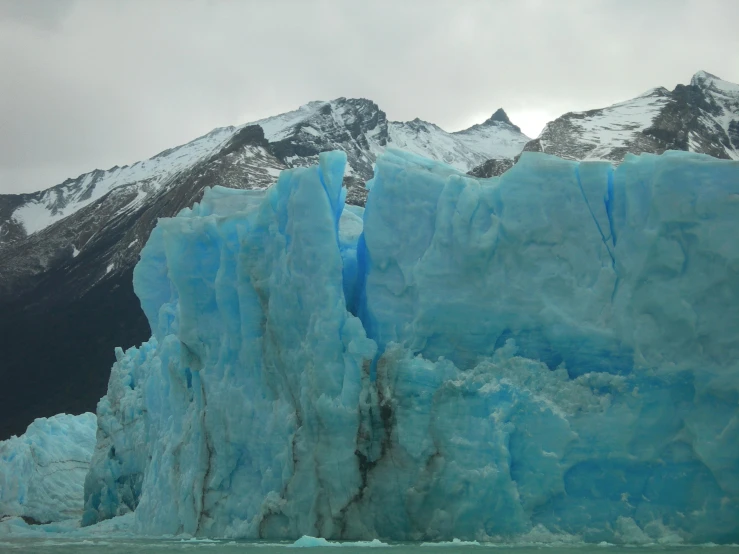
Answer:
[0,413,97,524]
[520,71,739,163]
[467,157,515,178]
[0,101,528,440]
[83,149,739,543]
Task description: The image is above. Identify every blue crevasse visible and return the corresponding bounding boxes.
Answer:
[82,149,739,544]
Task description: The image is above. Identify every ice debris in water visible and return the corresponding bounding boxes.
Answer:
[290,535,389,547]
[420,538,481,546]
[0,413,96,524]
[74,148,739,543]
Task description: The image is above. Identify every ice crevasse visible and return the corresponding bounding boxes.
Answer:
[81,149,739,543]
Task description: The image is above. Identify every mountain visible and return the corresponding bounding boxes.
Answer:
[250,99,527,204]
[521,71,739,163]
[0,99,528,439]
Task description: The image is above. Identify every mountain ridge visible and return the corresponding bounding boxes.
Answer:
[0,98,528,249]
[519,70,739,164]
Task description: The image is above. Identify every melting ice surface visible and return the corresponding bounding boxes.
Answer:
[7,149,739,545]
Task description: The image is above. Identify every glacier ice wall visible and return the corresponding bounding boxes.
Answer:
[0,413,96,523]
[83,149,739,543]
[83,153,377,537]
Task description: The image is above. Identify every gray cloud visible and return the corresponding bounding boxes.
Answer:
[0,0,74,30]
[1,0,738,194]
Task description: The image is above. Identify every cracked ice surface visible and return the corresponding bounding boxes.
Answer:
[82,149,739,543]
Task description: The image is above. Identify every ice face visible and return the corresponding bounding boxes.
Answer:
[82,149,739,543]
[361,149,739,377]
[83,152,377,537]
[0,413,96,523]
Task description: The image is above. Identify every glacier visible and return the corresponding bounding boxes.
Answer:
[73,148,739,543]
[0,413,96,524]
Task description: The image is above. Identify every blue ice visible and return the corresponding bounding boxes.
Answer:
[79,149,739,544]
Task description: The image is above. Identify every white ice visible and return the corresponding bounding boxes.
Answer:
[0,413,96,524]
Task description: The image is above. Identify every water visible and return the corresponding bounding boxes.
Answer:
[1,540,738,554]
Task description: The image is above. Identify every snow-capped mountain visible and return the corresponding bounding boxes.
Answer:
[0,127,238,245]
[521,71,739,163]
[0,99,528,439]
[250,99,528,204]
[0,99,527,249]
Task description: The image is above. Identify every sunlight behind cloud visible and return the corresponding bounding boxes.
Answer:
[506,109,559,139]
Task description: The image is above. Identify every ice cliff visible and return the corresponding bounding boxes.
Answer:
[0,413,96,523]
[82,149,739,543]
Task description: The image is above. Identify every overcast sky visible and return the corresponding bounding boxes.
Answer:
[1,0,738,194]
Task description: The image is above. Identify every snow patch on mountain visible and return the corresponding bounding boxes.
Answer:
[524,71,739,163]
[691,71,739,160]
[9,127,236,237]
[255,101,329,142]
[252,98,529,178]
[558,89,670,160]
[386,117,526,170]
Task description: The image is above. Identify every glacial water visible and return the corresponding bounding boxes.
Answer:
[2,539,739,554]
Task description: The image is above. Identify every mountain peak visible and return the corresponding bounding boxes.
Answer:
[689,71,739,98]
[475,108,521,133]
[691,70,721,87]
[485,108,513,125]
